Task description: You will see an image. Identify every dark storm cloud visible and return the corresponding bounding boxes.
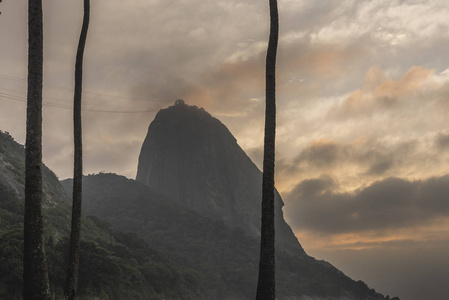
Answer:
[285,174,449,234]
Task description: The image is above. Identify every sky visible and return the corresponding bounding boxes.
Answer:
[1,0,449,299]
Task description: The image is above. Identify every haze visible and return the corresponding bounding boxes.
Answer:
[1,1,449,299]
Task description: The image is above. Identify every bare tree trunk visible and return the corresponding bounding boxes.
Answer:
[256,0,278,299]
[23,0,50,299]
[64,0,90,299]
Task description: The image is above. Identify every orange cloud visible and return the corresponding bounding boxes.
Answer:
[278,44,366,81]
[307,50,345,78]
[294,216,449,252]
[373,66,434,99]
[338,66,434,116]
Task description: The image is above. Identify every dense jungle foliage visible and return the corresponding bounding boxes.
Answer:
[63,172,386,300]
[0,130,203,300]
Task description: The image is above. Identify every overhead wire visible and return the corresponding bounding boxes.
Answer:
[0,72,170,113]
[0,90,161,113]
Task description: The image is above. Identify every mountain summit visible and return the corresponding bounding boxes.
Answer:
[0,109,395,299]
[135,101,393,299]
[136,100,301,254]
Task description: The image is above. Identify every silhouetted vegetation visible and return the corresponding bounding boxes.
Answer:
[0,131,203,300]
[1,127,390,300]
[62,172,388,300]
[0,217,203,300]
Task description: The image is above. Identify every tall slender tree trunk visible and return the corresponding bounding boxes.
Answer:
[23,0,50,299]
[64,0,89,299]
[256,0,278,299]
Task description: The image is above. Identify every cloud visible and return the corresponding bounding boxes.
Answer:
[334,66,434,117]
[275,137,422,191]
[308,0,449,48]
[2,3,449,299]
[259,64,449,194]
[297,140,345,168]
[435,132,449,150]
[285,174,449,235]
[2,0,449,188]
[365,157,393,176]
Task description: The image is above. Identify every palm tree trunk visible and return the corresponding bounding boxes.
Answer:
[23,0,50,299]
[64,0,90,299]
[256,0,279,299]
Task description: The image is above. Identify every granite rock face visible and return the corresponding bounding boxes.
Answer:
[134,102,394,299]
[136,101,303,254]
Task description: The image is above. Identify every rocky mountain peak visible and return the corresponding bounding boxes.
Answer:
[136,102,303,254]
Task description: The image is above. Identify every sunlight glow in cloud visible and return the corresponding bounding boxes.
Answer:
[1,1,449,298]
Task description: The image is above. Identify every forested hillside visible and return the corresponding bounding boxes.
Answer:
[1,125,392,299]
[0,130,203,300]
[63,172,388,300]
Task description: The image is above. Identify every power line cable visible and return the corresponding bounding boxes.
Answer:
[0,90,160,113]
[0,72,172,104]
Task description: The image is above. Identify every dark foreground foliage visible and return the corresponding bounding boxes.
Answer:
[0,130,203,300]
[63,172,388,300]
[0,214,203,300]
[1,130,389,300]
